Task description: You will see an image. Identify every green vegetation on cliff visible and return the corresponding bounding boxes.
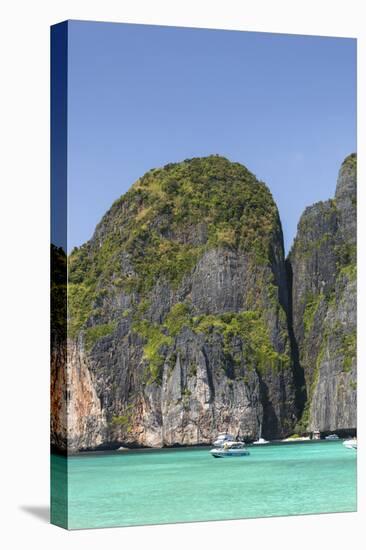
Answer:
[51,244,67,337]
[193,311,290,373]
[84,321,118,352]
[68,156,281,340]
[341,152,357,169]
[303,294,322,336]
[133,304,290,384]
[341,331,356,372]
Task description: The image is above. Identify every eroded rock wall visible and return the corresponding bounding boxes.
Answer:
[288,154,356,433]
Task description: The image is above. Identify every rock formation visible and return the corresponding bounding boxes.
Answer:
[287,154,356,433]
[50,154,357,453]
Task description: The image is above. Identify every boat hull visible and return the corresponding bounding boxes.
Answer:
[210,449,250,458]
[343,440,357,450]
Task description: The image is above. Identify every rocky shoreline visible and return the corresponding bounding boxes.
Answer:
[51,427,358,457]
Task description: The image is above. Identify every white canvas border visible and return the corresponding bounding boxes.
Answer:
[0,1,364,548]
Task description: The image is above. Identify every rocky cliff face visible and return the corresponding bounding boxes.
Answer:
[56,156,299,452]
[51,154,357,453]
[287,154,357,433]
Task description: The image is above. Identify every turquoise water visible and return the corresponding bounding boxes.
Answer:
[51,441,357,529]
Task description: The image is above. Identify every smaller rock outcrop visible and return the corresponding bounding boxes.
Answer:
[288,154,357,433]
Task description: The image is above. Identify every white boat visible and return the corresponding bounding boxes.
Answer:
[253,421,269,445]
[343,439,357,450]
[210,441,250,458]
[213,433,235,447]
[253,437,269,445]
[325,434,339,440]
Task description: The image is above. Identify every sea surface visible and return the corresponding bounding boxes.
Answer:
[51,440,357,529]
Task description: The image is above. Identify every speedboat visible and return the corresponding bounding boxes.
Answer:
[210,441,250,458]
[325,434,339,440]
[213,433,235,447]
[343,439,357,450]
[253,437,269,445]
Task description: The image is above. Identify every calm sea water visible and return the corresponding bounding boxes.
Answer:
[51,440,357,529]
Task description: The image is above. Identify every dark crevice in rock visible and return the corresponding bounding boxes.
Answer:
[257,373,278,439]
[201,345,216,402]
[285,258,307,416]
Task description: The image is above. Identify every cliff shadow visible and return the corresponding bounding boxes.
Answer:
[285,258,307,417]
[257,373,279,438]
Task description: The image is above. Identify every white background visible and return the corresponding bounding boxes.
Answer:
[0,1,365,548]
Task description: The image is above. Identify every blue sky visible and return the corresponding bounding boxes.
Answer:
[67,20,356,254]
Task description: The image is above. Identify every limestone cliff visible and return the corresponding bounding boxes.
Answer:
[56,156,298,452]
[287,154,357,433]
[51,154,357,453]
